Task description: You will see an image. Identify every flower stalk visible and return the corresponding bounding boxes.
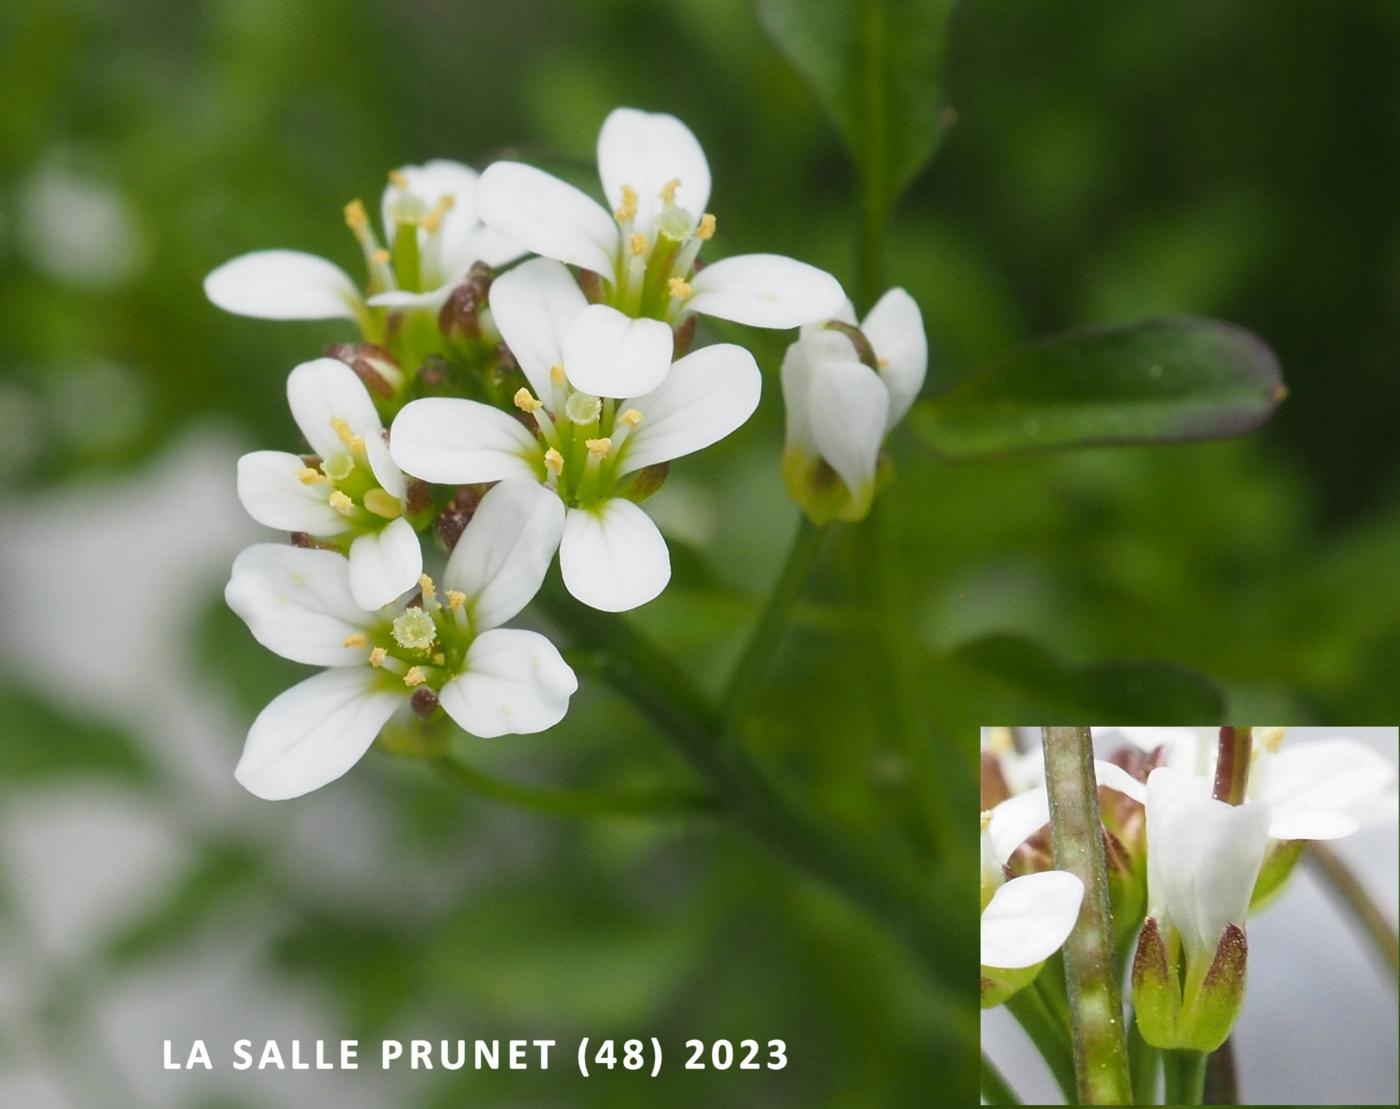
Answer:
[1211,726,1252,805]
[1307,840,1400,979]
[1040,726,1133,1105]
[1162,1048,1207,1105]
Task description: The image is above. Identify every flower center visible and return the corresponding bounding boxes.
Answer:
[346,574,474,693]
[344,172,459,298]
[609,178,715,321]
[514,381,645,509]
[299,417,401,531]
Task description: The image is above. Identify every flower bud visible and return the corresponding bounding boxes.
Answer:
[437,261,493,340]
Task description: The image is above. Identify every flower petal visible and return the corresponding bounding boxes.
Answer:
[596,107,711,229]
[1193,796,1270,948]
[380,159,481,252]
[443,479,565,631]
[559,500,670,612]
[981,871,1085,970]
[1094,759,1148,805]
[685,253,845,329]
[438,628,577,738]
[236,450,343,537]
[389,397,540,484]
[362,433,405,500]
[366,287,454,311]
[285,357,385,462]
[802,348,889,509]
[988,788,1050,867]
[617,343,761,475]
[1265,808,1359,841]
[204,250,361,321]
[347,518,421,610]
[1260,738,1396,818]
[224,544,371,666]
[477,162,618,277]
[561,303,673,398]
[235,668,401,800]
[489,257,589,400]
[861,287,927,430]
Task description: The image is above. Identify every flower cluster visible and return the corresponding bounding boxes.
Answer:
[209,108,928,798]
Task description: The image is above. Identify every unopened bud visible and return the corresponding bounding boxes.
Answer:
[822,320,880,372]
[409,685,440,719]
[437,262,493,339]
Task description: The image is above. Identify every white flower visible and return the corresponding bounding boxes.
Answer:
[980,804,1084,972]
[388,258,761,612]
[236,358,421,610]
[780,288,927,522]
[204,160,519,326]
[225,479,576,800]
[475,107,844,346]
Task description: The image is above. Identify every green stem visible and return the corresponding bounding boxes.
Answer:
[433,750,718,821]
[1203,1036,1237,1105]
[722,515,827,722]
[855,0,890,308]
[980,1051,1023,1105]
[1041,726,1133,1105]
[1005,986,1076,1103]
[1162,1048,1207,1105]
[1128,1010,1159,1104]
[1307,840,1400,980]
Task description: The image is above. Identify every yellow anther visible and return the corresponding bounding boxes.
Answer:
[544,448,565,476]
[369,647,387,668]
[403,666,426,688]
[331,417,364,453]
[388,169,409,189]
[1258,727,1286,753]
[986,727,1014,753]
[418,574,436,603]
[878,356,890,369]
[343,199,369,230]
[660,177,680,203]
[445,590,467,611]
[696,212,716,240]
[329,490,356,516]
[614,185,638,223]
[513,387,543,413]
[432,652,445,665]
[371,248,390,266]
[619,408,643,428]
[297,467,326,485]
[980,810,993,833]
[549,363,566,385]
[629,232,648,256]
[421,194,455,233]
[363,488,402,519]
[667,276,692,299]
[585,437,612,459]
[343,633,368,648]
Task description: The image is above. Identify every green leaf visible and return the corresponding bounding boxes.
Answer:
[915,317,1285,459]
[759,0,957,220]
[0,685,152,784]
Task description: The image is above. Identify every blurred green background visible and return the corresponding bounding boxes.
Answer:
[2,0,1400,1105]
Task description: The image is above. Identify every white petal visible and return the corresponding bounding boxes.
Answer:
[489,258,589,400]
[559,500,670,612]
[347,518,421,610]
[442,479,565,631]
[618,343,761,475]
[806,354,888,508]
[980,871,1084,969]
[285,358,385,461]
[236,450,343,537]
[1193,797,1270,948]
[988,788,1050,866]
[686,253,845,329]
[224,544,371,666]
[1261,739,1396,819]
[476,162,618,277]
[439,628,577,738]
[561,304,673,398]
[779,332,842,456]
[380,159,481,250]
[389,397,539,484]
[366,287,453,311]
[1145,766,1210,936]
[1266,808,1359,841]
[362,433,405,499]
[235,669,401,800]
[862,287,927,429]
[1094,759,1148,804]
[596,107,711,229]
[204,250,361,321]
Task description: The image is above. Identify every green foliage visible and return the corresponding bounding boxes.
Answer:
[0,685,151,785]
[915,317,1284,459]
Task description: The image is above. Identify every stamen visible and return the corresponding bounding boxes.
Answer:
[877,356,890,368]
[343,199,370,231]
[696,212,716,240]
[297,467,326,485]
[432,653,445,665]
[421,194,455,234]
[614,185,638,223]
[618,408,644,428]
[388,169,409,189]
[513,387,543,413]
[392,607,436,651]
[980,810,993,833]
[418,573,436,604]
[549,363,566,385]
[585,437,612,459]
[369,646,388,668]
[445,590,467,611]
[363,489,402,519]
[629,232,648,256]
[667,276,692,299]
[1258,727,1286,753]
[343,633,368,648]
[403,667,427,688]
[564,392,602,426]
[371,248,391,266]
[660,177,680,204]
[331,417,364,453]
[329,490,356,516]
[544,448,565,476]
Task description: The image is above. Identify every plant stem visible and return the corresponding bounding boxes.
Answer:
[1005,986,1077,1103]
[1041,726,1133,1105]
[1203,1036,1237,1105]
[1307,840,1400,979]
[980,1051,1023,1105]
[722,515,827,722]
[1211,726,1252,805]
[1128,1010,1159,1104]
[1162,1048,1207,1105]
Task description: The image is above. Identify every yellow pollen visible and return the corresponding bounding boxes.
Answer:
[418,574,436,602]
[330,416,364,452]
[1258,727,1286,753]
[343,199,369,230]
[343,633,368,648]
[585,437,612,459]
[368,647,387,668]
[513,387,543,413]
[403,666,426,688]
[986,727,1014,753]
[614,185,638,223]
[388,169,409,189]
[328,490,355,516]
[445,590,466,611]
[371,248,391,266]
[362,488,401,519]
[667,276,692,299]
[696,212,716,240]
[629,232,647,256]
[619,408,643,428]
[980,810,993,833]
[878,356,890,368]
[421,194,455,233]
[660,177,680,203]
[432,653,445,665]
[544,448,565,476]
[297,467,326,485]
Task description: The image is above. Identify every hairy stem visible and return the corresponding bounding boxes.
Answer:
[1005,986,1077,1103]
[980,1051,1023,1105]
[1041,726,1132,1105]
[1162,1048,1207,1105]
[1211,726,1252,805]
[1307,840,1400,980]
